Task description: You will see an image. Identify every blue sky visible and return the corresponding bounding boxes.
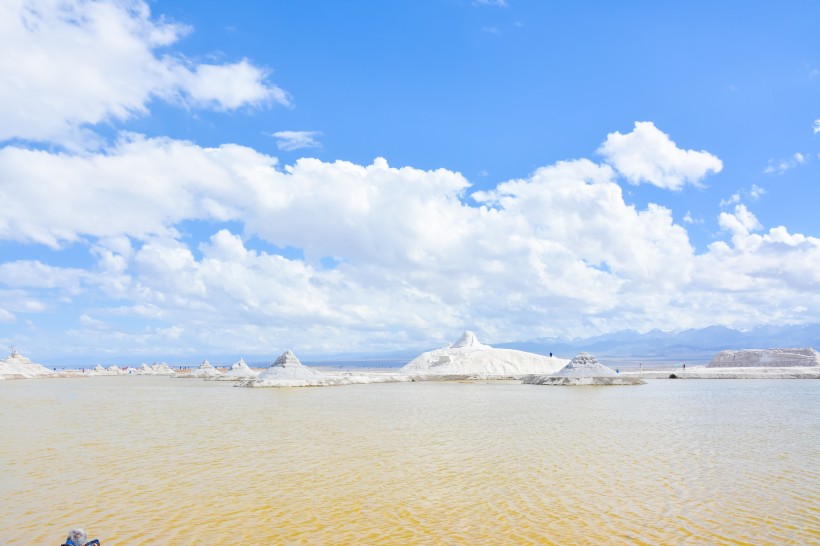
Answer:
[1,0,819,364]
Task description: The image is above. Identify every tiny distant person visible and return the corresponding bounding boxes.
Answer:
[62,528,100,546]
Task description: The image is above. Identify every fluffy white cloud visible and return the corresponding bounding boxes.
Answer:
[0,260,87,292]
[764,152,807,174]
[0,307,15,323]
[720,184,766,207]
[1,124,817,354]
[719,204,761,237]
[598,121,723,190]
[271,131,323,151]
[0,0,286,147]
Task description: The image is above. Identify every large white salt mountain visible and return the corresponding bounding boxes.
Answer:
[181,359,222,378]
[708,348,820,368]
[524,353,645,385]
[400,331,567,377]
[242,351,328,387]
[0,349,54,379]
[212,357,258,381]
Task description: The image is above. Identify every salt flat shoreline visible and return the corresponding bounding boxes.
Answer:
[625,366,820,379]
[3,334,818,382]
[4,365,819,381]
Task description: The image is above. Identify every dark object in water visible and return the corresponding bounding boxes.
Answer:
[669,373,678,379]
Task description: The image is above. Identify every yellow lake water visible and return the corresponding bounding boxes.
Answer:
[0,376,818,545]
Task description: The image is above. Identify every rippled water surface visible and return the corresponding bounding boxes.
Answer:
[1,377,818,544]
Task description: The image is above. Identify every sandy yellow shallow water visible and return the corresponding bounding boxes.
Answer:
[1,376,818,544]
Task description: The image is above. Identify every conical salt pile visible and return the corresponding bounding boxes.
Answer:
[524,352,644,385]
[181,359,222,378]
[243,351,327,387]
[213,357,258,380]
[554,352,617,377]
[151,362,177,375]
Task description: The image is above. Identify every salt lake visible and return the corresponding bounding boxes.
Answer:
[1,376,817,544]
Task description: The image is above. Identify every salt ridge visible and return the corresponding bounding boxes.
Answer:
[0,350,54,379]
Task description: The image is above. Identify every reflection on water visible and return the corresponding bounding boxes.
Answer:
[0,377,818,544]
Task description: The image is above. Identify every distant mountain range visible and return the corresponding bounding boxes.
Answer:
[41,323,820,368]
[495,324,820,364]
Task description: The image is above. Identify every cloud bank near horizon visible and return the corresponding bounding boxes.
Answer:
[0,0,818,359]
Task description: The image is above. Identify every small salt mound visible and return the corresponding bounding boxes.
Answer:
[89,364,128,376]
[524,353,644,386]
[182,359,222,378]
[401,331,567,377]
[151,362,177,375]
[212,357,258,380]
[0,350,54,379]
[242,351,329,387]
[553,352,617,377]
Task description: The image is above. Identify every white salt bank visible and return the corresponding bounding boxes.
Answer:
[635,347,820,379]
[708,348,820,368]
[400,331,567,377]
[524,352,645,386]
[0,349,54,379]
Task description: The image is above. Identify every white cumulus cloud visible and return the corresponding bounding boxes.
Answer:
[598,121,723,190]
[1,124,818,354]
[0,307,15,323]
[0,0,287,147]
[271,131,324,151]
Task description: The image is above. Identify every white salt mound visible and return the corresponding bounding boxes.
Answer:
[182,359,222,378]
[552,352,617,377]
[400,331,567,376]
[708,348,820,368]
[524,352,645,386]
[243,351,327,387]
[212,357,258,380]
[89,364,127,376]
[242,351,399,387]
[0,350,54,379]
[151,362,177,375]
